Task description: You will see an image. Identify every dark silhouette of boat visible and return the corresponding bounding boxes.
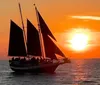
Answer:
[8,3,71,73]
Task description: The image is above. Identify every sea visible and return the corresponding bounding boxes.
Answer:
[0,59,100,85]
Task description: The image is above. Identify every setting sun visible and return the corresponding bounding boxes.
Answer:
[70,33,89,51]
[68,28,90,51]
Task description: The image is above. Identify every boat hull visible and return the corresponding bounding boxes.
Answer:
[9,63,59,73]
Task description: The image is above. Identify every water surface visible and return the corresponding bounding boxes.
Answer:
[0,59,100,85]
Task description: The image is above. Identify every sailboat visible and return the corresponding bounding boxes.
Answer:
[8,3,71,73]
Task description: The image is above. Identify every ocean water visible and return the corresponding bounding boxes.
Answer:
[0,59,100,85]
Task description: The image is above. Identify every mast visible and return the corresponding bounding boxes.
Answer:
[18,3,27,55]
[34,4,46,59]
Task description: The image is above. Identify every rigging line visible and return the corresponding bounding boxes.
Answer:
[18,3,28,56]
[34,4,46,59]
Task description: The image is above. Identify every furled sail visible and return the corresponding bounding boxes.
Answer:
[42,34,66,60]
[27,19,41,56]
[8,20,27,56]
[37,10,56,41]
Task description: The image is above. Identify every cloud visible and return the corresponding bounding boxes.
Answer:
[71,16,100,21]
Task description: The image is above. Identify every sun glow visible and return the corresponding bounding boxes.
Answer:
[70,33,88,51]
[68,28,90,51]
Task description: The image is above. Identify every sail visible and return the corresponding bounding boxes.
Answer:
[27,19,41,56]
[37,10,56,41]
[35,8,66,59]
[8,20,27,56]
[43,34,66,60]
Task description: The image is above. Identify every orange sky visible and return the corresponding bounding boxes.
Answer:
[0,0,100,59]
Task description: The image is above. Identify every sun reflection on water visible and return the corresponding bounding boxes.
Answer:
[71,59,93,83]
